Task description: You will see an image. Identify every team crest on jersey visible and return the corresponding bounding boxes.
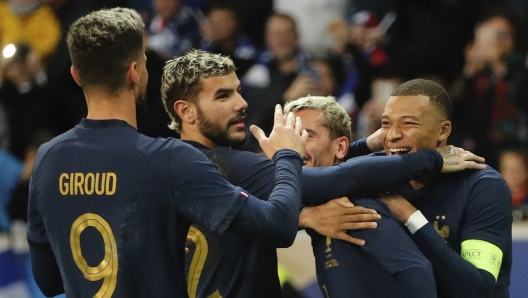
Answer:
[324,237,339,269]
[433,215,450,240]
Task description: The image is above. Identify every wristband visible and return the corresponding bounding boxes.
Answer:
[404,210,428,234]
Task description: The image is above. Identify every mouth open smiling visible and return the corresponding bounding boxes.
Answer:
[389,147,412,155]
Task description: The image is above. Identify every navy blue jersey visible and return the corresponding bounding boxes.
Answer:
[308,198,435,298]
[185,140,442,298]
[185,141,280,298]
[400,166,513,298]
[27,119,301,298]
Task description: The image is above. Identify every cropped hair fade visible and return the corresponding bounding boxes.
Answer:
[67,8,144,94]
[161,49,236,132]
[390,79,452,120]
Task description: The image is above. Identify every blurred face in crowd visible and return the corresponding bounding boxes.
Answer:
[312,60,335,96]
[194,71,248,147]
[381,95,450,156]
[266,16,298,61]
[207,8,238,44]
[154,0,182,20]
[474,16,515,59]
[500,152,528,193]
[294,109,347,167]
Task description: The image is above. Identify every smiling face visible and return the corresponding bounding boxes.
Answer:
[294,109,346,167]
[194,71,247,147]
[381,95,451,156]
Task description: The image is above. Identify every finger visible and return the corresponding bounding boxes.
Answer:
[301,129,308,143]
[335,233,366,246]
[285,112,295,128]
[185,247,190,254]
[341,221,378,230]
[274,104,284,128]
[295,116,303,135]
[342,206,378,215]
[335,197,354,207]
[463,153,485,163]
[250,125,266,142]
[186,236,192,242]
[462,161,486,170]
[341,214,381,223]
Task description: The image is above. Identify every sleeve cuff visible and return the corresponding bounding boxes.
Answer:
[404,210,428,234]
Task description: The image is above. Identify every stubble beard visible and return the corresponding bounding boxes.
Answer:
[196,104,247,147]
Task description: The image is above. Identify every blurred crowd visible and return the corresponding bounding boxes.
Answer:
[1,0,528,296]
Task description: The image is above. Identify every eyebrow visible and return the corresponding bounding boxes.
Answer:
[214,88,234,96]
[213,84,241,97]
[381,115,420,121]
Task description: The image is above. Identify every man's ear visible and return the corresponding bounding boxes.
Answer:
[70,66,81,86]
[334,136,350,161]
[174,100,196,125]
[438,120,452,142]
[127,61,139,85]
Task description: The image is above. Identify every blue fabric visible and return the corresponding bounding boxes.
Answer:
[0,151,22,231]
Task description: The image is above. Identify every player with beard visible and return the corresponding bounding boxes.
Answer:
[162,50,486,298]
[27,9,310,297]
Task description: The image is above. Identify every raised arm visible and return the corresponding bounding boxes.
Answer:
[175,105,307,247]
[301,146,485,203]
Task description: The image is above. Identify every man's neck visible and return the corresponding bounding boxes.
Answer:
[84,88,138,128]
[180,129,216,149]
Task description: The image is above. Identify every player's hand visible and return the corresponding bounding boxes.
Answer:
[185,235,192,254]
[380,194,417,223]
[250,104,308,160]
[436,145,486,173]
[299,197,380,246]
[366,128,383,152]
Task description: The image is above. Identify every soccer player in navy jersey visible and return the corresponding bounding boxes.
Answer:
[26,8,310,298]
[284,96,436,297]
[161,50,486,297]
[380,79,512,298]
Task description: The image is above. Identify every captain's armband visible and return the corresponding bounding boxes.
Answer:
[461,239,503,281]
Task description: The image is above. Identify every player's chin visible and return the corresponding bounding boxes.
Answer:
[228,130,246,144]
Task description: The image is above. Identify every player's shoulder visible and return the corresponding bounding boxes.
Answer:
[462,165,507,185]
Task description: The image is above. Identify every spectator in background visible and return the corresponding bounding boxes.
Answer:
[0,0,61,62]
[147,0,202,59]
[0,43,57,160]
[386,0,483,84]
[310,57,359,123]
[451,9,528,168]
[274,0,348,56]
[242,13,317,151]
[201,0,257,78]
[356,73,402,139]
[326,11,387,113]
[499,148,528,222]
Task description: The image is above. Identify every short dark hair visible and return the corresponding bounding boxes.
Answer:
[390,79,452,120]
[66,8,144,94]
[161,50,236,132]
